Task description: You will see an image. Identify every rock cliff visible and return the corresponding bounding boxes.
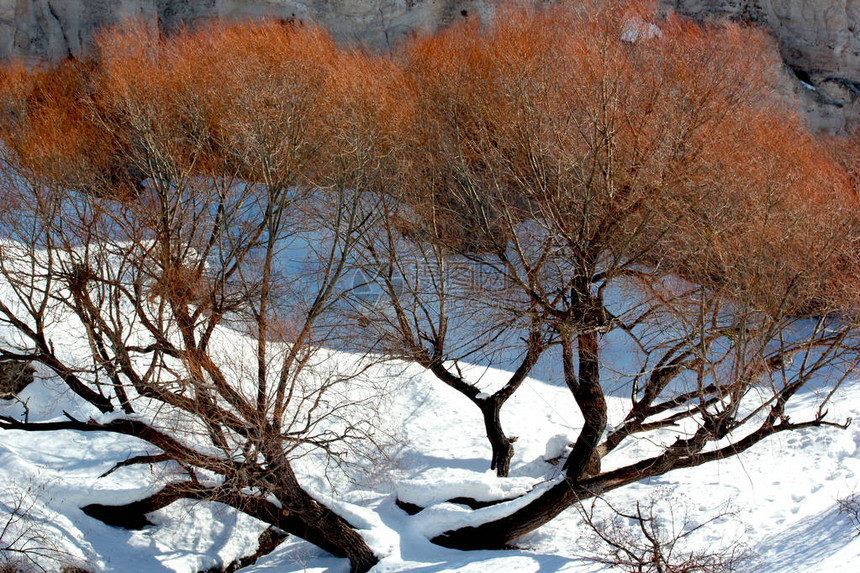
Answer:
[0,1,490,58]
[1,0,858,131]
[662,1,860,131]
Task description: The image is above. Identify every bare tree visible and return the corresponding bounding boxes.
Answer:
[348,195,550,477]
[0,20,393,573]
[375,0,860,551]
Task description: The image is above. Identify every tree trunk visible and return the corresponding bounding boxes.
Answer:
[266,446,378,573]
[433,326,608,549]
[432,478,580,549]
[277,488,378,573]
[480,398,515,477]
[428,361,518,477]
[83,478,378,573]
[82,441,378,573]
[561,329,607,480]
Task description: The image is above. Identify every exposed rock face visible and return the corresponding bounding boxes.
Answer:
[0,1,488,59]
[661,1,860,131]
[1,0,858,130]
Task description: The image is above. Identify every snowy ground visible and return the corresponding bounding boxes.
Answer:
[2,345,860,572]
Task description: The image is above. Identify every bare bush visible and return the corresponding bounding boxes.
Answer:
[838,493,860,536]
[0,487,80,573]
[0,361,34,400]
[577,494,749,573]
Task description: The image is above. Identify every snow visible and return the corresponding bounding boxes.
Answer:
[395,470,536,508]
[3,292,860,571]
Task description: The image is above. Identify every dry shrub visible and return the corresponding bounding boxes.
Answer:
[0,361,34,400]
[838,493,860,536]
[578,494,749,573]
[0,58,138,199]
[0,486,83,573]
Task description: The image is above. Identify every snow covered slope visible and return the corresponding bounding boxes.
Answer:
[2,347,860,572]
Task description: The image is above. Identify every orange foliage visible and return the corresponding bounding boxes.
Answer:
[0,0,856,314]
[0,58,136,197]
[394,0,859,316]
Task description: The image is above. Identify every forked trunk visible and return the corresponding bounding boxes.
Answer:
[83,466,379,573]
[434,328,607,549]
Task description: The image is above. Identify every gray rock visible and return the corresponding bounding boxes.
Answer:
[660,1,860,131]
[0,0,487,59]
